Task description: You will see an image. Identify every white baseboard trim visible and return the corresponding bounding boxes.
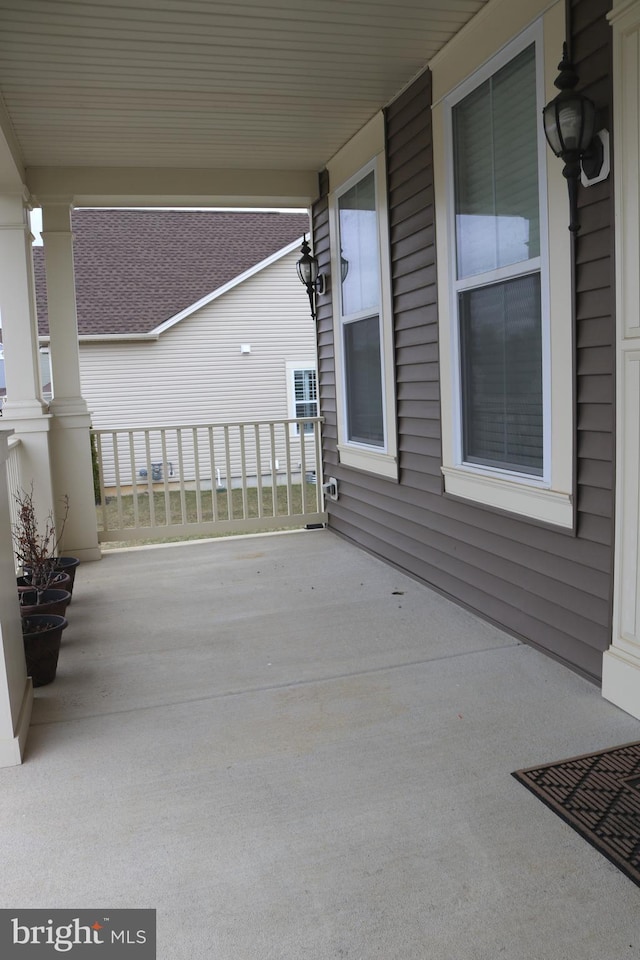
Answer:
[0,679,33,768]
[602,647,640,721]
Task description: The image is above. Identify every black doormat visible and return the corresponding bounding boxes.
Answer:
[512,740,640,887]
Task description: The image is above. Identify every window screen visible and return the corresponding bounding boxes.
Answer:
[344,315,384,446]
[459,273,542,475]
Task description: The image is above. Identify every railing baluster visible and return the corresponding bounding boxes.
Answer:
[96,433,108,534]
[129,431,140,529]
[193,427,203,524]
[144,430,156,527]
[160,429,171,525]
[208,426,218,522]
[255,424,264,519]
[269,422,277,516]
[283,422,293,517]
[239,424,248,519]
[176,428,187,524]
[314,419,324,513]
[224,425,233,520]
[112,432,125,529]
[300,425,308,515]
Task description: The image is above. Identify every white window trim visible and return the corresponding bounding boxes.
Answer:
[327,113,398,481]
[285,360,318,438]
[433,1,574,527]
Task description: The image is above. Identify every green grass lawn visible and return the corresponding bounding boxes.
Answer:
[97,482,322,547]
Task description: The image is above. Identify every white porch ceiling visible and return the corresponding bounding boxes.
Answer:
[0,0,488,185]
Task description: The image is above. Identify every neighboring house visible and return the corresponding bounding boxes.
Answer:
[33,209,318,486]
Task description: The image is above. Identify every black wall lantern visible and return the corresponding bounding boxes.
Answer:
[296,235,349,321]
[296,236,324,322]
[542,43,607,233]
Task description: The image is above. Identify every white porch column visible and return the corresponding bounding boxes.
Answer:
[0,431,33,766]
[41,201,100,561]
[602,0,640,718]
[0,192,54,526]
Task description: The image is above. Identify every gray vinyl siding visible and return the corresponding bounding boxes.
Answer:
[315,0,614,681]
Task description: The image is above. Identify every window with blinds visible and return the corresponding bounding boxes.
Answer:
[337,165,385,448]
[452,43,543,476]
[293,368,318,434]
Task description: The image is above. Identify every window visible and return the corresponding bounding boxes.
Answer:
[292,368,318,434]
[39,348,52,402]
[338,170,385,447]
[433,8,574,528]
[452,44,543,478]
[327,113,398,479]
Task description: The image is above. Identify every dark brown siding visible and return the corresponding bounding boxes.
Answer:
[314,0,615,682]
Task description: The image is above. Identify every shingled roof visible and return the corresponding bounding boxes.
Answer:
[33,208,310,337]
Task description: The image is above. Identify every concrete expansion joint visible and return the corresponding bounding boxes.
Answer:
[28,641,522,728]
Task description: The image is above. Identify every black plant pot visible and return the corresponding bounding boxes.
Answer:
[55,557,80,595]
[22,615,68,687]
[17,570,72,595]
[19,588,71,619]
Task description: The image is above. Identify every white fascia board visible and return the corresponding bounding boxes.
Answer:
[149,236,304,337]
[39,334,160,344]
[79,333,160,342]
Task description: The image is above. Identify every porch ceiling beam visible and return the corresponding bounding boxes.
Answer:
[0,98,25,193]
[26,166,319,208]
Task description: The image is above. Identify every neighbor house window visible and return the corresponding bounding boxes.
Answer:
[433,11,574,527]
[327,114,398,480]
[292,367,318,434]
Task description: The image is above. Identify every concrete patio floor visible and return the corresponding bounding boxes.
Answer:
[2,528,640,958]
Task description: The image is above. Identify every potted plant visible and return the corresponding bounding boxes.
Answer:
[21,614,68,686]
[12,486,71,605]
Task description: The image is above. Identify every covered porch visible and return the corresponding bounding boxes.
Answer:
[2,0,640,769]
[0,0,501,766]
[2,529,639,956]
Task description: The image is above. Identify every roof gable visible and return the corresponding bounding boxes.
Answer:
[34,208,309,337]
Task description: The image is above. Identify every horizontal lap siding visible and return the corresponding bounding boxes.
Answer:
[314,0,614,681]
[573,0,615,562]
[313,171,337,471]
[80,251,316,429]
[389,72,442,504]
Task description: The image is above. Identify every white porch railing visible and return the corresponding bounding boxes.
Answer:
[6,434,22,536]
[92,418,326,542]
